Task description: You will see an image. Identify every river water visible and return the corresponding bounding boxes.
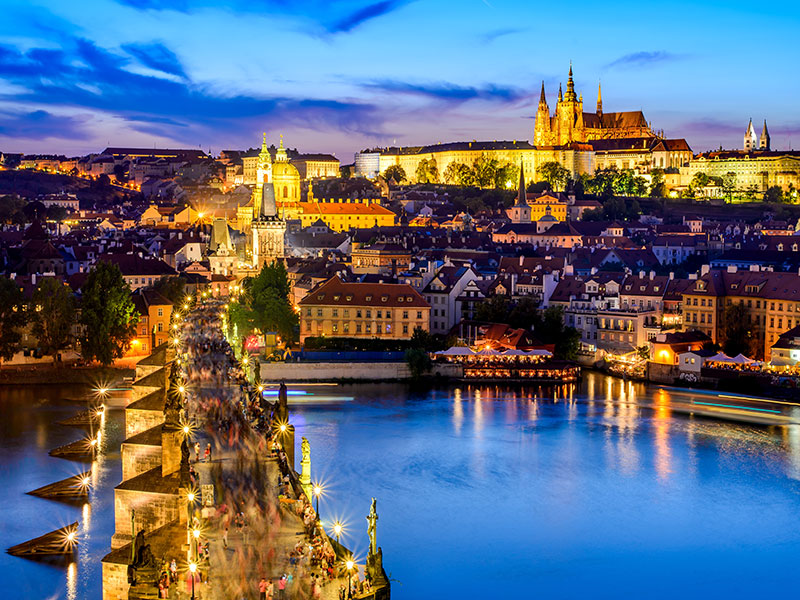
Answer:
[3,374,800,598]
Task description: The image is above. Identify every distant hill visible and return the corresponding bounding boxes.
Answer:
[0,170,140,208]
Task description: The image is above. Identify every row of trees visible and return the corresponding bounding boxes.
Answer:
[383,155,520,190]
[0,262,138,366]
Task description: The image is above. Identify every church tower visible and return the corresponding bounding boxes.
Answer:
[743,119,758,152]
[251,133,285,269]
[760,120,770,151]
[508,162,531,224]
[534,82,551,146]
[555,64,584,145]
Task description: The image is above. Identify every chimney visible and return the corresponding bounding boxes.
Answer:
[700,264,711,276]
[639,270,645,278]
[519,255,524,267]
[669,272,674,280]
[726,265,737,273]
[649,271,655,280]
[31,273,36,286]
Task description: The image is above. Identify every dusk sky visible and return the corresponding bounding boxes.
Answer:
[1,0,798,160]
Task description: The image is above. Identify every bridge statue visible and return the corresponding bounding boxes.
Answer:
[366,498,388,588]
[299,437,312,502]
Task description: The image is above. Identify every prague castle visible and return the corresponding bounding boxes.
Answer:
[533,65,654,146]
[356,65,685,183]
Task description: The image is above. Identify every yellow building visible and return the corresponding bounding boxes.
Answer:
[298,202,396,231]
[128,289,173,356]
[271,137,302,220]
[298,276,430,342]
[681,268,800,359]
[528,193,568,222]
[681,150,800,193]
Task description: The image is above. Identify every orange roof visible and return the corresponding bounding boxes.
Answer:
[299,202,395,217]
[299,276,429,308]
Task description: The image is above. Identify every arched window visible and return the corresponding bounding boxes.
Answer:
[283,185,288,198]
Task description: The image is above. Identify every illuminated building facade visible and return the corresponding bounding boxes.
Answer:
[297,202,396,231]
[298,276,430,342]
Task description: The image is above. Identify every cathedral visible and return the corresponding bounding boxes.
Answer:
[533,65,655,146]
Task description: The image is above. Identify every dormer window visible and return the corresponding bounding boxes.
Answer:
[381,295,388,302]
[346,295,353,301]
[366,295,372,301]
[333,295,340,301]
[398,296,404,302]
[317,294,325,300]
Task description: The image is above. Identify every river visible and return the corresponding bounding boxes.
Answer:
[3,374,800,598]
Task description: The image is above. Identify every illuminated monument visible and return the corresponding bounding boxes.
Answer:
[534,64,655,146]
[250,133,286,268]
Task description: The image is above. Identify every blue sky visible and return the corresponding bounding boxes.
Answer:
[0,0,798,160]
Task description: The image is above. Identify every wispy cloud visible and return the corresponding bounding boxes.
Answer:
[363,79,527,104]
[605,51,683,69]
[0,110,92,140]
[0,37,384,144]
[481,27,526,44]
[122,42,187,78]
[331,0,408,33]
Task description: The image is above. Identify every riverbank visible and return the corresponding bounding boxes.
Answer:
[0,364,133,386]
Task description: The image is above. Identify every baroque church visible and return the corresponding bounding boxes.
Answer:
[534,65,655,146]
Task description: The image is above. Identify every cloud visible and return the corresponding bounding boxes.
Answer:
[0,110,92,140]
[481,27,526,44]
[122,42,187,78]
[363,79,528,104]
[0,38,384,145]
[605,51,683,69]
[111,0,410,34]
[330,0,407,33]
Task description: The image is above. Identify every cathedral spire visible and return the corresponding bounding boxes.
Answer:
[760,119,771,151]
[539,81,547,106]
[558,82,563,103]
[596,81,603,116]
[565,62,577,102]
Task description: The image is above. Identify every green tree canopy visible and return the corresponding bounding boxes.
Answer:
[149,276,186,305]
[415,159,439,184]
[0,275,28,362]
[719,302,758,358]
[537,161,570,192]
[472,154,500,188]
[764,186,784,203]
[383,165,407,183]
[443,162,476,186]
[79,262,138,365]
[32,278,76,359]
[234,261,298,343]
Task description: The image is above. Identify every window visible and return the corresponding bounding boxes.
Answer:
[157,308,163,317]
[356,323,362,333]
[417,311,422,319]
[356,310,362,318]
[376,310,382,319]
[403,310,408,319]
[385,324,392,334]
[317,308,323,317]
[366,295,372,301]
[343,322,349,333]
[366,310,372,318]
[365,323,371,333]
[157,322,163,332]
[381,296,388,302]
[306,308,311,317]
[332,308,338,317]
[343,309,349,318]
[332,323,338,333]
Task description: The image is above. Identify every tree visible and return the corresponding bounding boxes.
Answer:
[649,168,666,198]
[79,262,139,365]
[475,295,511,323]
[32,278,76,359]
[690,172,710,190]
[46,205,68,222]
[150,276,186,305]
[494,162,519,190]
[722,172,737,202]
[0,275,28,363]
[415,159,439,184]
[537,161,570,191]
[405,347,432,378]
[383,165,406,183]
[443,162,476,186]
[0,195,28,224]
[764,186,784,203]
[247,260,298,342]
[719,302,757,358]
[533,306,580,360]
[472,154,499,188]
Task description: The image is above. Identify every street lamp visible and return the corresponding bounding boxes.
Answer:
[346,560,354,599]
[332,521,342,543]
[313,484,322,516]
[188,561,197,600]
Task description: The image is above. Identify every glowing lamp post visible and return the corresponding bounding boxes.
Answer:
[313,484,322,516]
[333,521,342,543]
[188,561,197,600]
[346,560,354,599]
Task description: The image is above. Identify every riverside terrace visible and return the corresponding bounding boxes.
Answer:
[102,301,389,600]
[433,347,580,382]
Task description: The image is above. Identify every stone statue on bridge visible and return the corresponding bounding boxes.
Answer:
[299,437,312,502]
[366,498,388,588]
[367,497,378,556]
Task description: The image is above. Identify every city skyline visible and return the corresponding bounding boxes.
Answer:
[1,0,799,158]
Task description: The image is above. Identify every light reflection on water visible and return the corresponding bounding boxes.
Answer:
[292,373,800,600]
[0,384,123,600]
